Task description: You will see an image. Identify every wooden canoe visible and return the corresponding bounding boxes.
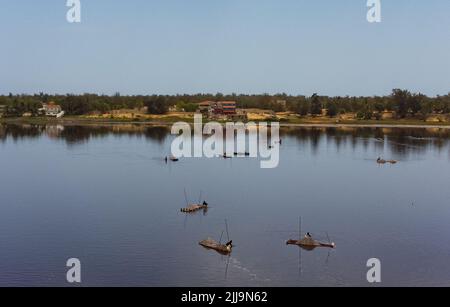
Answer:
[286,237,335,249]
[181,203,207,213]
[199,238,232,254]
[377,158,397,164]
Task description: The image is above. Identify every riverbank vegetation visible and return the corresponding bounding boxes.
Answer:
[1,90,449,123]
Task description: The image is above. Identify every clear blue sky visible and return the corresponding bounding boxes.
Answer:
[1,0,449,96]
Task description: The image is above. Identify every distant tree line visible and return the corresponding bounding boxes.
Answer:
[0,90,449,118]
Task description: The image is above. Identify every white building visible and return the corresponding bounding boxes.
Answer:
[39,103,64,117]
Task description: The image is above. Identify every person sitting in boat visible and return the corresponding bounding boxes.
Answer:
[301,233,315,246]
[203,201,208,207]
[225,240,233,251]
[377,157,388,164]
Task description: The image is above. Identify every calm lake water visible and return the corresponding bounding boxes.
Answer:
[0,123,449,287]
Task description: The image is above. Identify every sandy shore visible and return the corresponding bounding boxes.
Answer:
[1,117,450,129]
[278,123,450,129]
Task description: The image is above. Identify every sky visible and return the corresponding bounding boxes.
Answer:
[0,0,449,96]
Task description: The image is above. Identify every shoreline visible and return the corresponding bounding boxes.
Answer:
[1,117,450,129]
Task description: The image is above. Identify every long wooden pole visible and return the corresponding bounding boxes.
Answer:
[225,219,230,242]
[184,188,189,206]
[299,216,302,240]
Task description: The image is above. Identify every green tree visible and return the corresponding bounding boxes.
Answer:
[326,102,338,117]
[310,93,322,115]
[145,96,168,114]
[391,89,411,118]
[176,101,197,112]
[297,100,309,116]
[409,93,425,115]
[373,96,385,113]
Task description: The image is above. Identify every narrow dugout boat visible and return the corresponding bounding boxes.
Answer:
[199,238,233,255]
[286,236,335,249]
[181,203,208,213]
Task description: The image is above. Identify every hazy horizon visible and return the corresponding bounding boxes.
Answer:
[1,90,449,98]
[1,0,449,97]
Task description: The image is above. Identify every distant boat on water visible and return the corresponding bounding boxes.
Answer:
[377,157,397,164]
[166,155,178,162]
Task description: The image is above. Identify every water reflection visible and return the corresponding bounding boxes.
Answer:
[1,124,449,159]
[0,124,171,145]
[281,126,450,158]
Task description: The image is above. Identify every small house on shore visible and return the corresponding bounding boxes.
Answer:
[198,101,238,117]
[221,101,237,115]
[198,101,214,113]
[39,102,64,117]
